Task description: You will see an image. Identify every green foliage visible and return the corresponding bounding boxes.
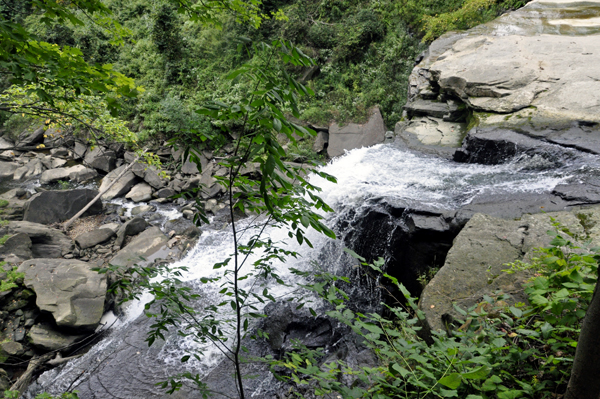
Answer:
[0,262,25,292]
[279,232,596,398]
[0,199,9,208]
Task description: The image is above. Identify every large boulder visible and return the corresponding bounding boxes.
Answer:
[39,168,70,185]
[114,216,148,249]
[110,227,168,268]
[327,107,386,158]
[23,189,102,225]
[28,323,85,351]
[84,146,117,173]
[75,228,116,249]
[6,221,74,258]
[131,163,168,189]
[99,165,140,201]
[16,126,45,147]
[68,164,99,183]
[419,209,588,331]
[125,182,153,203]
[18,258,107,330]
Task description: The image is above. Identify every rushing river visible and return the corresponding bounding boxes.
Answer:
[26,141,600,398]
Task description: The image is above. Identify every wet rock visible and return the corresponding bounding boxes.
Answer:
[125,183,153,203]
[327,107,386,158]
[84,146,117,173]
[75,228,116,249]
[99,165,140,201]
[164,218,194,236]
[131,205,155,216]
[6,221,74,258]
[28,323,85,351]
[23,189,102,225]
[110,227,169,268]
[18,258,107,330]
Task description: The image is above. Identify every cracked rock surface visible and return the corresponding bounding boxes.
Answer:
[419,206,598,331]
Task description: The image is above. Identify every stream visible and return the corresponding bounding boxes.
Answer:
[25,140,600,398]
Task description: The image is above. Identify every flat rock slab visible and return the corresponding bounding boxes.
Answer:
[75,228,116,249]
[110,227,169,268]
[23,189,102,225]
[419,209,590,331]
[327,107,386,158]
[18,258,107,330]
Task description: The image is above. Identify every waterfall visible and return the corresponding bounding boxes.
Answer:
[26,142,600,398]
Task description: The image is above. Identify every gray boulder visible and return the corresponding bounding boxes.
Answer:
[125,183,153,203]
[132,163,168,189]
[327,107,386,158]
[110,227,169,268]
[16,126,45,147]
[7,221,74,258]
[73,141,87,160]
[99,165,140,201]
[23,189,102,225]
[28,323,85,351]
[0,161,19,179]
[0,233,33,262]
[39,168,70,185]
[312,131,329,153]
[75,228,116,249]
[420,210,586,331]
[18,258,107,330]
[156,187,175,198]
[84,146,117,173]
[68,164,98,183]
[114,217,148,249]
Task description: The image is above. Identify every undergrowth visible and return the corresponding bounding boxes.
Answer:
[279,227,595,398]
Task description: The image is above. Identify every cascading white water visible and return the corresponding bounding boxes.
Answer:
[26,142,600,398]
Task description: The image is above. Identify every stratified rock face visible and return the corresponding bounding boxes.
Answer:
[7,221,74,258]
[398,0,600,156]
[23,189,102,225]
[18,259,107,331]
[419,208,594,331]
[327,107,386,157]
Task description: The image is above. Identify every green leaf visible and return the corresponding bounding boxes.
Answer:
[509,306,522,318]
[273,118,282,132]
[462,365,490,380]
[390,363,410,378]
[439,388,458,397]
[497,390,524,399]
[438,373,461,389]
[343,247,365,262]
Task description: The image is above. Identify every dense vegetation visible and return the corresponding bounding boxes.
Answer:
[1,0,530,143]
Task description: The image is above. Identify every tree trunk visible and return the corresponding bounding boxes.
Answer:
[565,279,600,399]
